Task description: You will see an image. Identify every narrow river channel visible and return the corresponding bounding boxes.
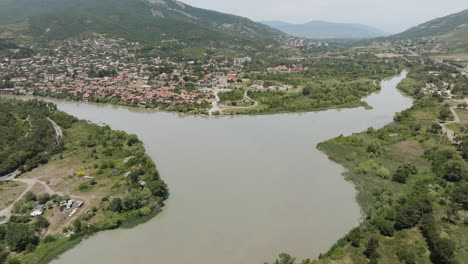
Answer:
[20,72,411,264]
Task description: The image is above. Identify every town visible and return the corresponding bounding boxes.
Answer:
[0,34,310,114]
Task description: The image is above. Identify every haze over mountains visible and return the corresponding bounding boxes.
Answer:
[0,0,285,53]
[261,20,387,39]
[0,0,466,54]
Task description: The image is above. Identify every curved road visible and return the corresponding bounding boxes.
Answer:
[0,117,64,218]
[440,105,463,143]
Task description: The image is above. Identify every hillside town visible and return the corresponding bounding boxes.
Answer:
[0,35,305,113]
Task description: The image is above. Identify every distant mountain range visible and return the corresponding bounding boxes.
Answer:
[0,0,285,53]
[261,20,387,39]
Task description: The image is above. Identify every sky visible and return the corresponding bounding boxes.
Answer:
[182,0,468,33]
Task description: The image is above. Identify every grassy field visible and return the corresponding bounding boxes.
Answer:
[0,181,27,210]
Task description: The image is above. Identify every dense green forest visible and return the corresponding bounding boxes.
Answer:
[0,99,59,176]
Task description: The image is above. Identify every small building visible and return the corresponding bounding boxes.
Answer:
[66,200,74,209]
[31,204,46,216]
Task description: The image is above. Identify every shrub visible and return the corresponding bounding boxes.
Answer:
[396,247,416,264]
[24,191,36,202]
[377,167,391,179]
[452,184,468,210]
[37,193,51,204]
[363,237,381,264]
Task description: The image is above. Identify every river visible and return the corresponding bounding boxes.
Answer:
[18,72,411,264]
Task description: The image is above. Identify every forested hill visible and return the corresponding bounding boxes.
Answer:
[391,9,468,40]
[0,99,74,176]
[0,0,284,52]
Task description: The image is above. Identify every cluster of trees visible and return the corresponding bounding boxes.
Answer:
[392,163,418,183]
[87,68,118,78]
[420,214,457,264]
[0,99,70,176]
[73,124,168,228]
[218,89,244,102]
[248,79,379,113]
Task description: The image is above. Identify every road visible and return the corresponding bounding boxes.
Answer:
[0,117,63,179]
[208,88,221,115]
[440,106,463,143]
[47,117,63,143]
[0,118,70,218]
[398,45,468,78]
[210,90,259,114]
[0,177,91,218]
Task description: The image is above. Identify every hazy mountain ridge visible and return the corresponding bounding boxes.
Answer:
[261,20,386,39]
[0,0,284,53]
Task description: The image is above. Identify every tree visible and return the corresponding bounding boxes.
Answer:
[0,246,9,264]
[429,123,442,134]
[393,167,410,183]
[37,193,51,204]
[33,216,50,230]
[5,223,38,252]
[377,220,395,237]
[432,238,456,264]
[395,199,432,230]
[274,253,296,264]
[439,107,452,121]
[347,227,362,247]
[452,184,468,210]
[363,237,380,264]
[73,219,82,233]
[24,191,36,202]
[108,198,122,212]
[126,135,140,147]
[393,163,418,183]
[440,160,467,182]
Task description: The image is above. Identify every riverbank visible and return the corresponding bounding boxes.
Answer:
[0,99,168,264]
[312,65,467,264]
[16,71,410,264]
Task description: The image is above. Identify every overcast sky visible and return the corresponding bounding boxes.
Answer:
[182,0,468,33]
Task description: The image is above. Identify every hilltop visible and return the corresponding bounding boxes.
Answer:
[392,9,468,40]
[261,20,386,39]
[0,0,285,55]
[390,9,468,54]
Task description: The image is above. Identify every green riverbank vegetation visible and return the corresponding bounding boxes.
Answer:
[243,54,406,114]
[0,99,167,264]
[271,63,467,264]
